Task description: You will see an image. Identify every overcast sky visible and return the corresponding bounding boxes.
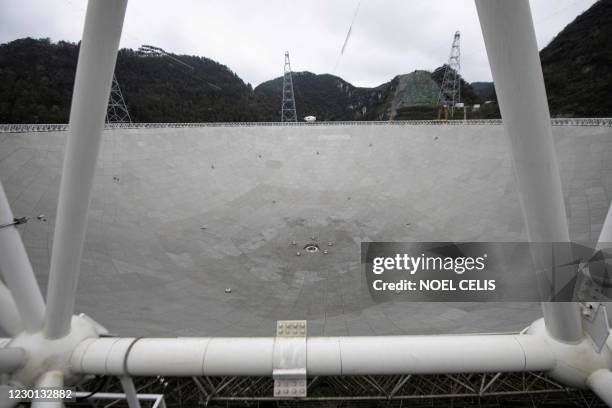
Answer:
[0,0,598,88]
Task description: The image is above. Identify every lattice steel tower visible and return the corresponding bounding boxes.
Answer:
[281,51,297,122]
[437,31,461,118]
[106,75,132,123]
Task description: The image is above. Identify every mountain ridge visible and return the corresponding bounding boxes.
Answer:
[0,0,609,123]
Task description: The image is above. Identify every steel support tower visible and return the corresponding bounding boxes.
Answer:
[437,31,461,118]
[106,75,132,124]
[281,51,297,122]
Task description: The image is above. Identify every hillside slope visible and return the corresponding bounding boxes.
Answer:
[1,0,610,125]
[470,82,496,102]
[471,0,612,117]
[254,72,390,121]
[0,38,266,123]
[0,39,78,123]
[388,70,439,116]
[540,0,612,117]
[254,68,482,121]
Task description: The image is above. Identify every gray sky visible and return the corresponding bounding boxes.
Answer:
[0,0,598,88]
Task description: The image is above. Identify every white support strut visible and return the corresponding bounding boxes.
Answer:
[31,370,63,408]
[44,0,128,339]
[586,369,612,406]
[474,0,582,343]
[597,204,612,250]
[0,182,45,334]
[71,334,554,377]
[119,376,142,408]
[0,280,23,337]
[0,347,25,374]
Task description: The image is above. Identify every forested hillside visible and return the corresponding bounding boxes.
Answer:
[540,0,612,117]
[254,72,390,121]
[0,38,271,123]
[1,0,609,124]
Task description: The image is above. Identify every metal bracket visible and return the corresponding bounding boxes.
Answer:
[581,302,610,352]
[0,217,28,230]
[78,313,109,336]
[273,320,307,398]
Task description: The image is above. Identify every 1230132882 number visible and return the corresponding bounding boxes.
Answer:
[5,387,75,402]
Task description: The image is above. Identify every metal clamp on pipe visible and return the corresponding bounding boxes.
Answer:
[273,320,307,398]
[580,303,610,352]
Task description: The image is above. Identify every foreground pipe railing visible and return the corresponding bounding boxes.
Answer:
[475,0,582,343]
[44,0,127,340]
[71,334,554,377]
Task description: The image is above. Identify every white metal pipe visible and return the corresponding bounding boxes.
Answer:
[119,376,142,408]
[596,205,612,250]
[74,392,167,408]
[31,370,63,408]
[0,389,18,408]
[587,369,612,406]
[0,181,45,333]
[474,0,582,343]
[73,391,165,408]
[0,280,23,336]
[73,392,163,401]
[44,0,127,339]
[71,335,554,377]
[0,347,24,373]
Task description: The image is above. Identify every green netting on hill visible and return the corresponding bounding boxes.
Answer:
[395,70,440,108]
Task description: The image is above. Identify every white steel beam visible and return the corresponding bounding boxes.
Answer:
[474,0,582,343]
[0,181,45,333]
[586,369,612,406]
[0,347,24,373]
[31,370,64,408]
[44,0,128,339]
[119,376,142,408]
[0,280,23,336]
[0,389,19,408]
[71,335,554,377]
[73,392,166,408]
[597,204,612,250]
